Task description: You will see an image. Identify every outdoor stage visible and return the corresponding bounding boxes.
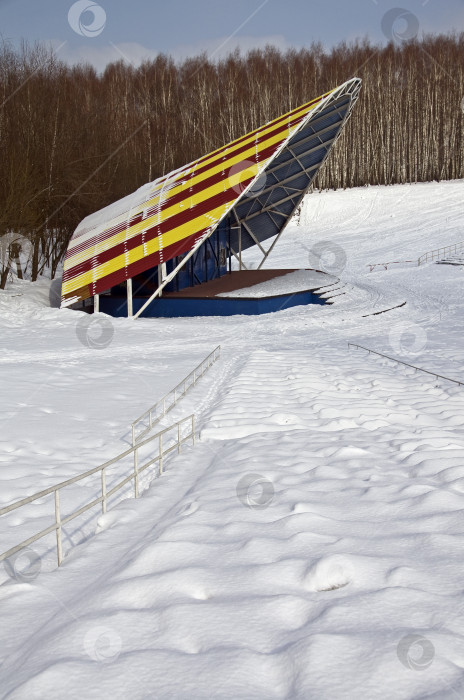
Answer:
[98,269,338,318]
[61,79,361,319]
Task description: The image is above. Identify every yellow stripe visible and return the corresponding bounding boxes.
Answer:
[134,98,325,215]
[64,122,291,273]
[67,96,326,258]
[62,200,236,294]
[64,160,261,272]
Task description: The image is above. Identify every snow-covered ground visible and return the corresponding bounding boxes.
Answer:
[1,180,464,699]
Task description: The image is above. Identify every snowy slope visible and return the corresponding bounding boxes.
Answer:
[1,180,464,699]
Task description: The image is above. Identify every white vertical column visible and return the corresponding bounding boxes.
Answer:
[127,277,133,318]
[157,263,167,297]
[94,294,99,313]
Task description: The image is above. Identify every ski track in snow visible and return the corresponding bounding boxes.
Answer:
[1,181,464,699]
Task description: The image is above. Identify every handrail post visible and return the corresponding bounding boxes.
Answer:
[101,469,107,514]
[55,490,63,566]
[0,413,201,568]
[134,445,139,498]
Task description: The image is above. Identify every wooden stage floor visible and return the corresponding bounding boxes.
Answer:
[164,269,300,298]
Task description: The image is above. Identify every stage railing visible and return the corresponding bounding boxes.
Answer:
[131,345,220,445]
[0,415,195,568]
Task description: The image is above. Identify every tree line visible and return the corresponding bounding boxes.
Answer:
[1,34,463,285]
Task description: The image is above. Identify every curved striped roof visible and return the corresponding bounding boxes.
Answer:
[61,78,361,307]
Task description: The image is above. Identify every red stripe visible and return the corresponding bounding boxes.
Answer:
[67,112,307,260]
[63,230,206,302]
[64,220,129,261]
[63,173,255,282]
[64,130,290,279]
[69,94,326,253]
[166,112,307,188]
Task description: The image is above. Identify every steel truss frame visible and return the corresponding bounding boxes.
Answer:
[228,82,360,271]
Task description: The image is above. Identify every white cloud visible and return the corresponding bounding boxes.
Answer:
[50,40,160,72]
[49,34,292,72]
[170,34,292,62]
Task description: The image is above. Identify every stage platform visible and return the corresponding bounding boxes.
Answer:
[98,269,337,318]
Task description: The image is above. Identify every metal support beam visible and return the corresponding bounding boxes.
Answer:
[263,125,341,178]
[239,189,302,223]
[133,233,210,320]
[241,220,267,256]
[257,228,287,270]
[238,227,242,270]
[237,161,320,224]
[229,247,249,270]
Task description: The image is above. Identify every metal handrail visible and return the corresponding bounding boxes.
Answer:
[131,345,220,445]
[367,261,414,272]
[0,414,195,567]
[417,241,464,266]
[347,343,464,386]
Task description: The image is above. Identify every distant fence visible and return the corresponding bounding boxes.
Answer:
[367,240,464,272]
[0,415,195,568]
[367,260,414,272]
[131,346,220,445]
[417,241,464,266]
[348,343,464,386]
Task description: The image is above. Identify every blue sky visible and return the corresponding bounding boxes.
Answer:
[1,0,464,70]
